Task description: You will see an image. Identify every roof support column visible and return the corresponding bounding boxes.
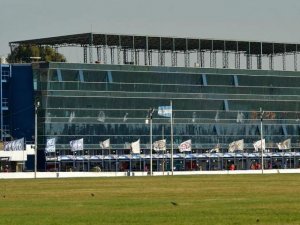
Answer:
[83,46,88,64]
[282,44,287,71]
[110,47,115,64]
[103,35,107,64]
[184,38,190,67]
[269,55,274,70]
[123,49,128,64]
[294,52,298,71]
[246,54,252,70]
[131,36,135,65]
[223,51,229,69]
[171,38,177,67]
[96,46,102,63]
[148,50,152,66]
[89,33,93,63]
[257,54,262,69]
[158,37,163,66]
[184,52,190,67]
[117,47,121,65]
[118,35,122,65]
[144,36,149,66]
[210,51,216,68]
[235,52,240,69]
[135,50,139,65]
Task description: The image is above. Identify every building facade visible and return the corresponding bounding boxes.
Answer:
[33,62,300,172]
[0,64,34,172]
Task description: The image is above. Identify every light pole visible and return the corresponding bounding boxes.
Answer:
[146,108,155,175]
[34,100,40,179]
[260,107,264,174]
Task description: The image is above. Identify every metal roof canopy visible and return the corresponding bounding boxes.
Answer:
[9,32,300,55]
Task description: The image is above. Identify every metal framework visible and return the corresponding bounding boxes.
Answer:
[9,33,300,71]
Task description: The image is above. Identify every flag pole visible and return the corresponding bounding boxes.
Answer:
[162,126,165,176]
[260,107,264,174]
[171,100,174,176]
[150,112,153,176]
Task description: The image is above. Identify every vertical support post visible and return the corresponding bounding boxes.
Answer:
[200,51,205,67]
[150,114,152,175]
[282,53,286,71]
[135,50,139,65]
[148,51,152,66]
[34,100,40,179]
[161,51,165,66]
[83,46,88,64]
[235,52,240,69]
[246,54,252,69]
[103,35,107,64]
[118,35,122,65]
[89,33,93,64]
[294,52,298,72]
[260,107,264,175]
[257,54,262,69]
[172,38,176,66]
[210,51,216,68]
[158,37,162,66]
[111,47,115,64]
[184,38,189,67]
[171,100,174,176]
[97,46,102,62]
[269,55,274,70]
[132,36,135,64]
[223,51,229,68]
[146,108,154,176]
[145,36,149,66]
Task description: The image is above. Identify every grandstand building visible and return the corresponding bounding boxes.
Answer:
[3,33,300,172]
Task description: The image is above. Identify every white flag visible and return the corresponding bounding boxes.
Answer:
[277,138,291,150]
[153,139,166,151]
[210,144,220,153]
[4,141,10,151]
[215,111,220,122]
[131,139,140,154]
[70,138,84,151]
[178,139,192,152]
[253,139,265,152]
[228,139,244,152]
[5,138,24,151]
[45,138,56,153]
[236,111,245,123]
[158,106,172,118]
[68,111,75,123]
[100,138,110,149]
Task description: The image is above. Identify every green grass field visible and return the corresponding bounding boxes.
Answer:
[0,174,300,225]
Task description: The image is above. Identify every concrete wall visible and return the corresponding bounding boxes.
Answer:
[0,169,300,179]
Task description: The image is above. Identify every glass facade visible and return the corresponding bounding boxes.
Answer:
[33,62,300,171]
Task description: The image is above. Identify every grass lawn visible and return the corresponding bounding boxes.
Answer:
[0,174,300,225]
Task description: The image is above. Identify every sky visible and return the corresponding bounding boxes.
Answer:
[1,0,300,59]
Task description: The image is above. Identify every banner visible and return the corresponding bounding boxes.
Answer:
[277,138,291,150]
[100,138,110,149]
[153,139,166,151]
[70,138,84,151]
[4,138,24,151]
[178,139,192,152]
[131,139,140,154]
[253,139,265,152]
[158,106,172,118]
[45,138,56,153]
[228,139,244,152]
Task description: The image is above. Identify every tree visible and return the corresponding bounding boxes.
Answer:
[7,45,66,63]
